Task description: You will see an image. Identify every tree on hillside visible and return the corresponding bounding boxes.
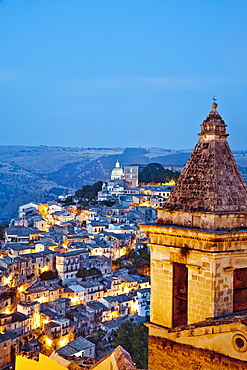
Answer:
[39,270,58,281]
[114,320,148,369]
[114,320,135,354]
[76,267,102,280]
[63,195,74,206]
[75,181,103,200]
[0,224,8,240]
[131,323,148,369]
[139,163,180,184]
[76,267,88,280]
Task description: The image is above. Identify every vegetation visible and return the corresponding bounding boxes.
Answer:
[114,320,148,369]
[62,181,110,207]
[0,290,16,300]
[99,200,116,207]
[61,162,179,207]
[62,180,118,207]
[76,267,102,280]
[0,224,8,240]
[139,162,180,184]
[39,270,58,281]
[75,181,103,200]
[87,329,106,351]
[63,195,74,206]
[112,246,150,275]
[127,247,150,275]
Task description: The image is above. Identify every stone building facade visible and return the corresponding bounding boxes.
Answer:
[141,103,247,369]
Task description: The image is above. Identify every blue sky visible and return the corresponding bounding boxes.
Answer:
[0,0,247,149]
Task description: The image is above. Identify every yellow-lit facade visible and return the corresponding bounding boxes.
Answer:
[16,354,68,370]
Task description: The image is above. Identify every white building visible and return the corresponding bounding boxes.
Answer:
[56,248,89,283]
[55,336,95,358]
[111,160,124,180]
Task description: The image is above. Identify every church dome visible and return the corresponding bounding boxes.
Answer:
[111,160,124,180]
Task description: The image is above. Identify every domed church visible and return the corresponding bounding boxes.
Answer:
[111,160,124,180]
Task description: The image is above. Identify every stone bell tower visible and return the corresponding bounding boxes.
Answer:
[141,102,247,369]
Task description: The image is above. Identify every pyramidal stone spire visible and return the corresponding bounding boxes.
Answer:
[165,102,247,212]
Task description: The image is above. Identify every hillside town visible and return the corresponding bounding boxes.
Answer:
[2,103,247,370]
[0,161,175,369]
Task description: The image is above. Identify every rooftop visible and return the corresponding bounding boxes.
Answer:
[103,294,132,303]
[5,226,44,236]
[58,248,88,257]
[165,103,247,213]
[56,336,95,356]
[87,300,109,311]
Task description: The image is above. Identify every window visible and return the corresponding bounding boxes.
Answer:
[173,263,188,327]
[233,268,247,312]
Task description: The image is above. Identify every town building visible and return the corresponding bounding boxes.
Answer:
[55,336,96,358]
[20,280,64,304]
[4,226,44,245]
[124,165,143,188]
[0,151,155,368]
[97,180,125,201]
[0,332,17,369]
[55,248,89,283]
[80,281,104,302]
[41,298,71,317]
[63,284,86,305]
[43,317,73,350]
[111,160,124,180]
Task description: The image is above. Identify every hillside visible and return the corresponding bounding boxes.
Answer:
[0,145,247,222]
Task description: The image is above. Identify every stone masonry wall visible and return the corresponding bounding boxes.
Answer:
[150,245,173,327]
[187,261,213,324]
[150,241,247,325]
[157,209,247,231]
[148,335,247,370]
[187,253,236,321]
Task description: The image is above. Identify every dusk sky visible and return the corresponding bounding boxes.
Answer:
[1,0,247,150]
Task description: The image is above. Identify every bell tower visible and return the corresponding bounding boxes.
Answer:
[142,102,247,369]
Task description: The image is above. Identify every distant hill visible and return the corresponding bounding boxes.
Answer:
[154,153,191,165]
[0,145,246,221]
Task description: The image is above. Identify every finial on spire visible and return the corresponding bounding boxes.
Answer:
[211,95,218,110]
